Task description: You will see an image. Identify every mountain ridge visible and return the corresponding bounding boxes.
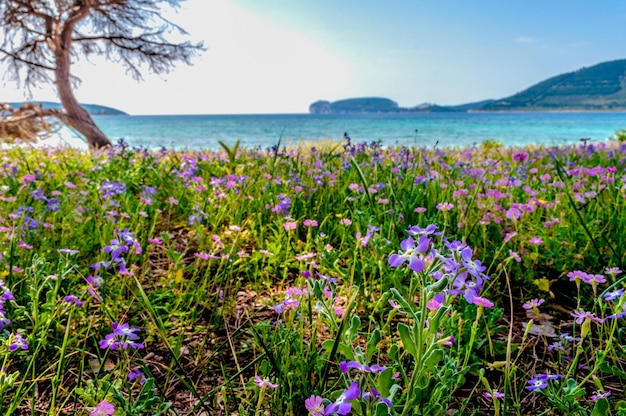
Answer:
[6,101,127,116]
[310,59,626,113]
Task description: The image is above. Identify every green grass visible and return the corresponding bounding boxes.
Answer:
[0,138,623,415]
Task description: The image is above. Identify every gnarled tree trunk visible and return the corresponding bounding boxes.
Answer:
[55,51,111,149]
[55,5,111,149]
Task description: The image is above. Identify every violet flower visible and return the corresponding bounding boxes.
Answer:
[325,381,360,415]
[388,235,431,273]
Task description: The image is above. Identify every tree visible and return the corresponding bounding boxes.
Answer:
[0,1,204,149]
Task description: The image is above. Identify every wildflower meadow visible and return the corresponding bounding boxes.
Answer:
[0,137,624,415]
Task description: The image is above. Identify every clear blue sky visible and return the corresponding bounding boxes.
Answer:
[3,0,626,114]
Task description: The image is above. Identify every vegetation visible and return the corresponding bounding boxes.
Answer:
[0,137,623,415]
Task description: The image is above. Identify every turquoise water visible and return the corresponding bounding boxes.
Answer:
[92,112,626,150]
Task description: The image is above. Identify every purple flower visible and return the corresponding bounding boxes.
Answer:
[603,288,624,302]
[362,388,392,408]
[513,152,528,163]
[567,270,588,282]
[581,273,606,286]
[103,239,128,260]
[526,375,549,391]
[112,322,139,339]
[325,381,360,415]
[9,332,28,352]
[590,391,611,401]
[527,373,563,391]
[99,180,127,199]
[406,224,439,236]
[522,298,545,310]
[305,395,325,416]
[388,235,430,273]
[90,400,115,416]
[128,368,146,384]
[253,375,278,389]
[528,237,543,245]
[0,310,12,330]
[605,267,622,277]
[99,322,144,350]
[64,295,84,307]
[98,333,119,350]
[339,360,386,374]
[571,310,603,324]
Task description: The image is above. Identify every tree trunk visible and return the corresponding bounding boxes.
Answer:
[55,50,112,149]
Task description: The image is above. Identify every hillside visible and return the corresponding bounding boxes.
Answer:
[7,101,127,115]
[482,59,626,111]
[311,59,626,113]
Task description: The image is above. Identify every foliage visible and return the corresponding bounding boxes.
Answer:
[0,138,621,414]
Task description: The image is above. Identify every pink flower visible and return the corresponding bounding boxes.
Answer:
[482,391,505,399]
[90,400,115,416]
[522,298,545,310]
[303,219,318,227]
[528,237,543,245]
[472,296,494,308]
[436,202,454,212]
[305,395,325,416]
[283,221,297,231]
[18,240,33,250]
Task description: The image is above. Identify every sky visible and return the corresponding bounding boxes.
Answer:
[2,0,626,115]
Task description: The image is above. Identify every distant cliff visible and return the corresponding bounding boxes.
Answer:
[7,101,127,115]
[309,97,400,114]
[311,58,626,113]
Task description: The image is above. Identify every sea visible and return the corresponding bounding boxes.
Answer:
[68,112,626,151]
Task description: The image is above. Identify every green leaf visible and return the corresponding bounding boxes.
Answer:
[366,328,381,361]
[322,339,354,361]
[375,401,391,416]
[598,361,626,378]
[390,288,417,318]
[426,275,449,293]
[397,323,417,358]
[591,397,609,416]
[347,315,361,341]
[423,348,444,372]
[377,368,394,396]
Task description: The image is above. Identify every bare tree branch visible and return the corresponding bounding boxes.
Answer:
[0,0,205,148]
[0,47,56,70]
